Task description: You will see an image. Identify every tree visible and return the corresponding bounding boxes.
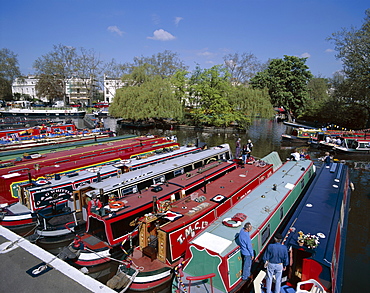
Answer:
[250,55,313,119]
[187,66,235,127]
[327,9,370,126]
[127,50,188,78]
[300,77,331,121]
[228,86,274,128]
[34,44,104,104]
[223,52,264,85]
[35,74,64,103]
[34,44,78,104]
[0,48,21,99]
[109,66,183,120]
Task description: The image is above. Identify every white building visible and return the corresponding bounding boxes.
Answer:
[12,76,41,101]
[12,76,99,105]
[103,75,125,103]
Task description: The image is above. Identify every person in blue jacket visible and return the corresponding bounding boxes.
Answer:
[239,222,254,281]
[263,233,289,293]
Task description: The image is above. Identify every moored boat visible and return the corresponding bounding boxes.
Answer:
[59,145,235,274]
[0,108,86,118]
[274,161,352,293]
[281,128,320,144]
[171,156,315,293]
[108,152,284,292]
[0,144,200,237]
[334,137,370,154]
[0,135,179,206]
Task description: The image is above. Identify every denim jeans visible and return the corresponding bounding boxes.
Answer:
[266,263,283,293]
[242,255,252,280]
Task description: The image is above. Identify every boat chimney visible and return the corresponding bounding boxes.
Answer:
[153,196,158,214]
[97,171,101,182]
[28,172,32,183]
[55,173,61,180]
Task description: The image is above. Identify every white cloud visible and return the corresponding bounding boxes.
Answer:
[175,17,183,26]
[197,50,216,58]
[300,52,311,58]
[325,48,334,53]
[147,29,176,41]
[107,26,124,36]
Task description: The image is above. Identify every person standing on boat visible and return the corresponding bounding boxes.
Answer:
[87,194,105,216]
[247,139,253,153]
[235,138,242,158]
[263,233,289,293]
[239,222,254,281]
[241,144,251,164]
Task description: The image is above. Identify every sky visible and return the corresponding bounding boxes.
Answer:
[1,0,369,78]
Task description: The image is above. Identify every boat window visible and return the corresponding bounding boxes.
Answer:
[153,176,165,185]
[174,168,184,177]
[261,224,271,246]
[106,190,120,199]
[183,164,194,173]
[121,185,138,196]
[74,180,90,189]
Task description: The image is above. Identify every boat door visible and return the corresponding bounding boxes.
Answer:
[18,183,33,210]
[73,186,95,212]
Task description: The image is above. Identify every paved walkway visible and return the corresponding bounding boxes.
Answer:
[0,226,116,293]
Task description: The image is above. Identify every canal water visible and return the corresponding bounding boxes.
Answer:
[84,117,369,292]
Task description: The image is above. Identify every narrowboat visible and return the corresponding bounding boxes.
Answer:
[171,157,315,293]
[0,144,201,237]
[334,138,370,154]
[106,152,283,292]
[281,128,320,144]
[0,108,86,118]
[60,145,235,273]
[0,135,179,205]
[275,161,352,293]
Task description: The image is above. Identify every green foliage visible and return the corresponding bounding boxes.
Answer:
[228,86,274,128]
[250,55,313,118]
[300,77,331,119]
[327,9,370,125]
[187,66,234,127]
[110,74,183,120]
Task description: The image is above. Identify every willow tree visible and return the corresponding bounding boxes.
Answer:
[228,86,274,129]
[109,67,183,121]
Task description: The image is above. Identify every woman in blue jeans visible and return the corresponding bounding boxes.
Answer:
[263,233,289,293]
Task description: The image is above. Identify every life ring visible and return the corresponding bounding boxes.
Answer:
[121,159,131,165]
[109,201,125,210]
[222,217,242,228]
[87,167,100,173]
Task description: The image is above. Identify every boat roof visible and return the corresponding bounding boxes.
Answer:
[0,135,174,175]
[281,162,350,267]
[84,145,231,196]
[189,158,313,257]
[160,160,274,233]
